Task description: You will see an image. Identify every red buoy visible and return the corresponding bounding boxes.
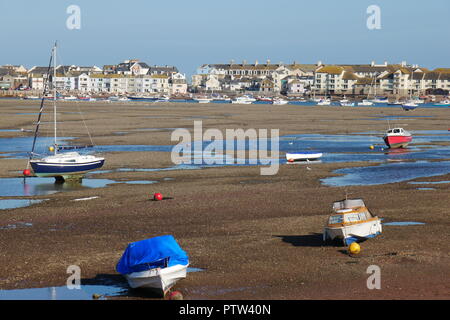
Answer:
[153,193,163,201]
[23,169,31,176]
[167,290,183,300]
[288,158,294,163]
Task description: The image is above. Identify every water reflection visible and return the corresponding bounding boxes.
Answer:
[0,285,127,300]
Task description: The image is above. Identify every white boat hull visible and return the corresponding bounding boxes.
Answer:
[286,152,323,161]
[324,219,382,245]
[231,100,252,104]
[30,152,105,178]
[125,264,188,295]
[272,100,288,105]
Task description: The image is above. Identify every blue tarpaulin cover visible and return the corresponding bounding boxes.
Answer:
[116,235,189,275]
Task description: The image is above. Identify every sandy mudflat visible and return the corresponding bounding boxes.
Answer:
[0,100,449,300]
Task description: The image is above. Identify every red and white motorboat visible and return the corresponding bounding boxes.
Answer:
[383,127,412,149]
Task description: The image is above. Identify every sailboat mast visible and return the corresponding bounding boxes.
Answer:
[53,42,57,154]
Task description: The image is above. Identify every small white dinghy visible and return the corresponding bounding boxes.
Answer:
[286,151,323,162]
[124,263,188,293]
[323,198,382,245]
[116,235,189,296]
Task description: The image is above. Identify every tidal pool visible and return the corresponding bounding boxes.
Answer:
[0,177,158,198]
[321,161,450,186]
[0,285,127,300]
[0,199,46,210]
[383,222,426,226]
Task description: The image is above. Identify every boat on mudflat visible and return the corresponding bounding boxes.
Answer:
[286,151,323,162]
[383,127,412,149]
[26,42,105,181]
[434,99,450,106]
[30,152,105,178]
[401,101,419,111]
[272,98,289,105]
[323,198,382,246]
[127,95,160,101]
[116,235,189,296]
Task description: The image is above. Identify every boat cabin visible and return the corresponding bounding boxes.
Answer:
[327,206,376,227]
[328,198,377,227]
[386,128,404,134]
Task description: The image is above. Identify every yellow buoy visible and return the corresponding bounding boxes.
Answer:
[348,242,361,255]
[369,145,374,150]
[48,146,55,152]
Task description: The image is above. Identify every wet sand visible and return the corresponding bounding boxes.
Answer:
[0,100,449,300]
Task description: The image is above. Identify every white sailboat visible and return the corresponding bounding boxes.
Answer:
[358,76,375,106]
[27,42,105,181]
[402,70,419,111]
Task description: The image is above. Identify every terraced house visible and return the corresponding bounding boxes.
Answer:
[192,61,319,94]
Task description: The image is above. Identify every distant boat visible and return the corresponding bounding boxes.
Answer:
[371,96,388,104]
[317,98,331,106]
[116,235,189,296]
[434,99,450,106]
[257,97,273,102]
[410,97,425,104]
[387,100,403,106]
[127,95,159,101]
[63,95,77,101]
[24,95,40,100]
[272,98,289,105]
[193,96,211,103]
[323,198,382,246]
[286,151,323,162]
[383,127,412,148]
[231,96,254,104]
[357,99,374,106]
[339,96,351,104]
[339,101,355,107]
[401,101,419,111]
[154,95,170,102]
[212,96,231,102]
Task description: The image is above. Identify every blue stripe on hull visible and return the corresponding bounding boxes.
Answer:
[30,160,105,175]
[344,232,381,246]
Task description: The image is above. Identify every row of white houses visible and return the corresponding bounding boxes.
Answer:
[192,61,450,96]
[2,60,450,96]
[28,71,188,95]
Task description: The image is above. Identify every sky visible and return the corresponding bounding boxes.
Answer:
[0,0,449,77]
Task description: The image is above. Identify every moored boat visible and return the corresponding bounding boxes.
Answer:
[371,96,389,104]
[401,101,419,111]
[193,96,211,103]
[323,198,382,245]
[26,42,105,180]
[434,99,450,106]
[272,98,288,105]
[127,95,159,101]
[286,151,323,162]
[30,152,104,178]
[383,127,412,148]
[317,98,331,106]
[116,235,189,296]
[387,100,403,105]
[231,96,254,104]
[357,99,374,106]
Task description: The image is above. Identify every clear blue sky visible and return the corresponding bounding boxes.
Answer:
[1,0,449,76]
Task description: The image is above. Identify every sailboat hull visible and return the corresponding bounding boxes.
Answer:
[30,159,105,177]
